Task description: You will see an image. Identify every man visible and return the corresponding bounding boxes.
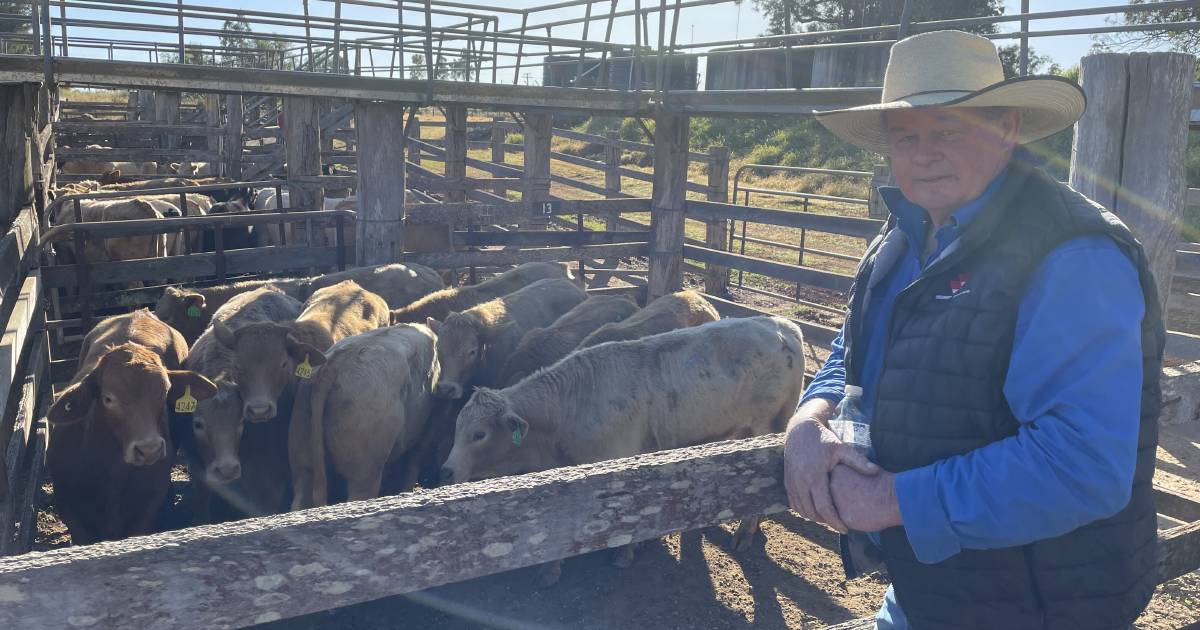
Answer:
[783,30,1163,629]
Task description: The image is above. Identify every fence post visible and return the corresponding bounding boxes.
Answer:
[490,116,505,163]
[648,112,689,298]
[522,111,552,230]
[355,100,407,266]
[222,94,243,180]
[153,90,181,150]
[408,115,421,167]
[444,104,467,203]
[204,93,220,153]
[126,91,138,122]
[1070,52,1195,314]
[0,84,34,230]
[867,164,891,220]
[284,96,322,215]
[703,146,730,296]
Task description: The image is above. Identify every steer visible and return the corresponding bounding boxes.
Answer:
[391,261,573,323]
[48,198,167,266]
[499,295,639,386]
[577,289,719,348]
[46,310,216,544]
[302,263,445,310]
[183,287,302,522]
[290,324,438,510]
[442,316,806,584]
[156,277,309,344]
[427,277,586,400]
[213,279,390,422]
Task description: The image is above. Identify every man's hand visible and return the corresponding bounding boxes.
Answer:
[829,464,903,532]
[783,399,880,534]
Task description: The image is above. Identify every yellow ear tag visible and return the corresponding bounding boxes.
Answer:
[174,385,198,413]
[295,354,313,379]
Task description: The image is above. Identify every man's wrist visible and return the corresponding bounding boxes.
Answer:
[790,396,838,430]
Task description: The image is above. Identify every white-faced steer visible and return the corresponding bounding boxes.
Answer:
[290,324,438,510]
[427,277,586,400]
[213,279,390,422]
[47,310,216,544]
[442,316,805,582]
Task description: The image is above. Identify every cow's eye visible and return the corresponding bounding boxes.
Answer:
[280,359,289,370]
[193,419,205,431]
[102,394,115,406]
[472,431,486,442]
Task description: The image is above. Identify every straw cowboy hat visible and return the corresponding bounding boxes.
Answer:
[815,30,1085,153]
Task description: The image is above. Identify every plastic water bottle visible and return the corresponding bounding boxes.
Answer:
[828,384,873,458]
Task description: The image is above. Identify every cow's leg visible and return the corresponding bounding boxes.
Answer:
[612,542,639,568]
[344,468,385,503]
[533,560,563,588]
[54,487,97,546]
[730,515,762,552]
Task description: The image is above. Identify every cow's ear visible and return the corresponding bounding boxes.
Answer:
[168,370,218,402]
[425,317,442,335]
[212,320,237,348]
[285,334,327,367]
[47,374,98,425]
[182,292,205,311]
[169,163,181,174]
[502,412,529,445]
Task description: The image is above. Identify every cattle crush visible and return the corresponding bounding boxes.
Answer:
[1,1,1200,628]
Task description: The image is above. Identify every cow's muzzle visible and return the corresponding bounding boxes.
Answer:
[243,399,276,422]
[208,459,242,483]
[125,437,167,466]
[433,382,463,400]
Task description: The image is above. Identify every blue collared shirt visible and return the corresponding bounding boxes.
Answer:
[800,169,1145,627]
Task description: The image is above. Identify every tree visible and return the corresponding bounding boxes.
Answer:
[0,0,32,54]
[410,54,426,79]
[1093,1,1199,56]
[749,0,1003,37]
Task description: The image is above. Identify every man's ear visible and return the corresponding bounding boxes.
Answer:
[285,334,327,367]
[425,317,442,335]
[212,320,237,349]
[502,412,529,445]
[47,374,98,425]
[168,370,218,401]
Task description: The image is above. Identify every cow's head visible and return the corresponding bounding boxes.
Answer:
[155,286,208,342]
[440,388,535,484]
[47,343,217,466]
[208,198,248,215]
[190,380,245,483]
[213,320,326,422]
[98,169,122,185]
[428,313,509,400]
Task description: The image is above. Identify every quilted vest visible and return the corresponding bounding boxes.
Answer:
[843,160,1163,629]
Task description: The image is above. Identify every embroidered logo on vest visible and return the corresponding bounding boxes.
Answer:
[935,272,972,300]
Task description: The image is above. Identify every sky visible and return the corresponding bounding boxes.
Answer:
[51,0,1167,83]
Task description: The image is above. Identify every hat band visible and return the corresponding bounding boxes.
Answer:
[887,88,978,103]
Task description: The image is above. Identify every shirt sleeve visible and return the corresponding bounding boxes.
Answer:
[894,235,1145,564]
[800,323,847,407]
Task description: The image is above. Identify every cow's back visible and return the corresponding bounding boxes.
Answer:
[187,288,302,377]
[298,280,389,347]
[80,310,185,375]
[579,290,717,348]
[543,316,805,463]
[304,263,443,309]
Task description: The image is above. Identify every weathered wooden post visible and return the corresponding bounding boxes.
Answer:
[604,131,622,200]
[408,115,421,167]
[153,90,181,150]
[1070,52,1195,314]
[522,111,552,230]
[867,164,891,220]
[648,113,689,298]
[126,91,138,122]
[703,146,730,296]
[444,105,467,203]
[137,90,154,122]
[355,101,407,266]
[490,116,505,163]
[204,93,221,154]
[284,96,323,213]
[0,84,34,230]
[223,94,243,179]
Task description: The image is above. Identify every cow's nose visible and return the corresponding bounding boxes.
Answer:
[439,466,455,484]
[244,400,276,422]
[129,437,166,466]
[211,460,242,482]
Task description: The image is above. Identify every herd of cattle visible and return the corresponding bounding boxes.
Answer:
[41,177,809,583]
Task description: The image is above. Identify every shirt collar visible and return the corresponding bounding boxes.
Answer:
[878,166,1010,252]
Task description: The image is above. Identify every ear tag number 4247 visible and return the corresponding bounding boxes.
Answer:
[175,385,198,413]
[295,354,314,379]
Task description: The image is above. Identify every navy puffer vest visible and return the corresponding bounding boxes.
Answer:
[844,160,1163,629]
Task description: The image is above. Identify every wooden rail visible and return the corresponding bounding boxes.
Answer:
[683,244,855,293]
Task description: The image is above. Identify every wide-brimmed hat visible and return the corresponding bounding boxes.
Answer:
[815,30,1085,153]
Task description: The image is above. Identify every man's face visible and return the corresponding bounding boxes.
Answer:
[885,107,1021,217]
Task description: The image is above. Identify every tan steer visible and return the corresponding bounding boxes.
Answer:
[391,261,573,323]
[577,289,718,348]
[499,294,639,386]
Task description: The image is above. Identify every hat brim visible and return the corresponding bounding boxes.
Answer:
[814,75,1086,153]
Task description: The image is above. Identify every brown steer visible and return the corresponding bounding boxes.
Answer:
[213,279,390,422]
[47,310,216,544]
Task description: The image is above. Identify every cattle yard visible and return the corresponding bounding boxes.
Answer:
[1,1,1200,628]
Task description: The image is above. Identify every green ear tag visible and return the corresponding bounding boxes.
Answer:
[511,427,524,446]
[186,305,202,318]
[174,385,197,413]
[295,354,313,379]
